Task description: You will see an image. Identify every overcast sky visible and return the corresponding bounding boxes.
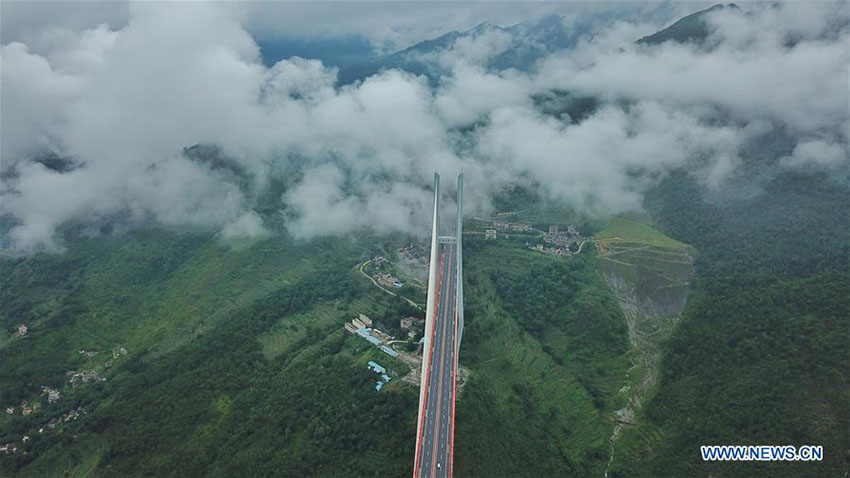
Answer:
[1,1,847,253]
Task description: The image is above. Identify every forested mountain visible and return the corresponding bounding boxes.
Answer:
[609,171,850,477]
[1,3,848,477]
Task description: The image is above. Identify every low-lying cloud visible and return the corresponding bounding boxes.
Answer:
[1,2,847,253]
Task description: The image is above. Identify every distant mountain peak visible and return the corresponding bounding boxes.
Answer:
[471,21,498,32]
[637,3,740,46]
[337,14,578,85]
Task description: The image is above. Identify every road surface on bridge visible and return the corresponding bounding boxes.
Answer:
[415,242,458,478]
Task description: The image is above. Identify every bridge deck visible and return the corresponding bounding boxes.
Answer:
[415,242,458,478]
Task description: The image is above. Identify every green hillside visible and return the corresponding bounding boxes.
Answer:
[596,216,690,249]
[1,230,423,476]
[0,224,632,476]
[1,169,847,477]
[456,239,630,476]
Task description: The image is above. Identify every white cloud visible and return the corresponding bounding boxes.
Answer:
[220,211,268,241]
[475,101,743,214]
[435,64,531,127]
[440,27,515,67]
[1,2,847,253]
[536,10,849,137]
[780,139,850,169]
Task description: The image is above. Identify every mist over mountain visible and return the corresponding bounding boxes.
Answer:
[1,2,847,254]
[257,35,376,71]
[1,4,849,477]
[336,14,587,84]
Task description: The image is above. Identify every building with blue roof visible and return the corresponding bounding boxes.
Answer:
[366,335,382,346]
[367,361,393,392]
[367,361,387,374]
[355,327,383,346]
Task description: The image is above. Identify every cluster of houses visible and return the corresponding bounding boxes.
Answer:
[42,386,61,404]
[400,316,424,341]
[484,219,535,240]
[485,222,582,247]
[1,346,130,454]
[397,243,428,265]
[0,402,89,454]
[6,385,62,420]
[373,272,404,288]
[76,346,128,371]
[493,220,532,232]
[344,314,399,358]
[529,244,572,256]
[0,442,18,454]
[523,225,583,256]
[67,370,106,388]
[370,256,405,288]
[543,225,581,246]
[345,313,427,391]
[6,400,35,416]
[44,406,88,430]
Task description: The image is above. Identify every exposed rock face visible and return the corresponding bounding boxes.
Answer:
[598,241,695,477]
[599,243,694,320]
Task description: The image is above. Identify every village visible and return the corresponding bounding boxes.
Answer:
[483,221,586,257]
[367,242,429,290]
[1,345,129,455]
[396,242,428,267]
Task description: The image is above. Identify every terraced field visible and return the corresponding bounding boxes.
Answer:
[454,238,631,477]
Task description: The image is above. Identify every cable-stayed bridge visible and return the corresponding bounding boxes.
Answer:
[413,173,464,478]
